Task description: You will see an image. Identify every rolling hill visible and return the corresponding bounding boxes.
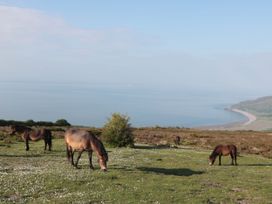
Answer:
[231,96,272,130]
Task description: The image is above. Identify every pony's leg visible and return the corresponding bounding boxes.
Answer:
[44,138,47,151]
[71,150,75,166]
[218,155,222,165]
[47,131,52,151]
[75,150,84,168]
[230,153,234,165]
[23,132,30,151]
[48,140,52,151]
[234,150,238,165]
[25,138,30,151]
[88,150,94,170]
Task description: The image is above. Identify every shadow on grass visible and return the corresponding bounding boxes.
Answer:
[137,167,205,176]
[110,165,135,172]
[238,163,272,167]
[211,163,272,167]
[133,145,173,150]
[0,151,64,158]
[0,154,42,157]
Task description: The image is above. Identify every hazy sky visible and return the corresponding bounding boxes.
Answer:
[1,1,272,94]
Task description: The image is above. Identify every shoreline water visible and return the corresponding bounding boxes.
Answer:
[197,108,257,130]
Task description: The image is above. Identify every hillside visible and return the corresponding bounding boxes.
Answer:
[232,96,272,117]
[230,96,272,130]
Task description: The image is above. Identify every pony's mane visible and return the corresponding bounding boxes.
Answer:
[11,125,32,133]
[90,133,108,161]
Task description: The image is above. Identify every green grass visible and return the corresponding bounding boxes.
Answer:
[0,139,272,203]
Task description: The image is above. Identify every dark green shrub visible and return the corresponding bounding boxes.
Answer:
[25,119,35,126]
[55,119,71,126]
[102,113,134,147]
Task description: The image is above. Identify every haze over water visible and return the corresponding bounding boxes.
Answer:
[1,2,272,127]
[0,81,260,127]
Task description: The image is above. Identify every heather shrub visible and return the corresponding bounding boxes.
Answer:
[102,113,134,147]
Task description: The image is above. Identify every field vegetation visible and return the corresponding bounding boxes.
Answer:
[0,127,272,203]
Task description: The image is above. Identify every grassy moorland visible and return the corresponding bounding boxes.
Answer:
[0,136,272,204]
[133,127,272,158]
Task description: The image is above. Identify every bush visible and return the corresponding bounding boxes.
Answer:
[55,119,71,126]
[25,119,35,126]
[102,113,134,147]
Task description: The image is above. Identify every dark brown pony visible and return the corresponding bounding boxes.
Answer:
[64,129,108,171]
[10,125,52,151]
[209,144,238,166]
[174,136,181,145]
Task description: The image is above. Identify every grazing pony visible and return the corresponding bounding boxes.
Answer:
[209,144,238,166]
[10,125,52,151]
[174,136,181,145]
[64,129,108,171]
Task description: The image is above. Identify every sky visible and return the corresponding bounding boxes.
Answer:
[1,1,272,95]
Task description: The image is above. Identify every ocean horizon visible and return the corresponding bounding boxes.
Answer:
[0,81,260,127]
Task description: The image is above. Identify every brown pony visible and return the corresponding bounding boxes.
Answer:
[209,144,238,166]
[174,136,181,145]
[64,129,108,171]
[10,125,52,151]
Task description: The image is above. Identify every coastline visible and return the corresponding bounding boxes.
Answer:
[230,108,257,126]
[197,108,257,130]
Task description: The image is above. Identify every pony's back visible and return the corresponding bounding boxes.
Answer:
[65,129,92,151]
[10,125,32,134]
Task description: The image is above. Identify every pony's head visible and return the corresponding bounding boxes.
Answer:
[9,125,18,135]
[209,155,216,166]
[9,125,30,135]
[98,153,108,171]
[94,137,108,171]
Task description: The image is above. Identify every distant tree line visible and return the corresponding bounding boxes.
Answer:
[0,119,71,127]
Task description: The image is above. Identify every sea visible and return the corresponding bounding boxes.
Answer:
[0,81,261,127]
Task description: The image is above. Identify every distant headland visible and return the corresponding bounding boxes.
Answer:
[200,96,272,131]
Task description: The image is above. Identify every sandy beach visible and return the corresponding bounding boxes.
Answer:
[197,108,257,130]
[230,108,257,126]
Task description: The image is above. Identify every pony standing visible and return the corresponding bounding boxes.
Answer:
[209,144,238,166]
[64,129,108,171]
[10,125,52,151]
